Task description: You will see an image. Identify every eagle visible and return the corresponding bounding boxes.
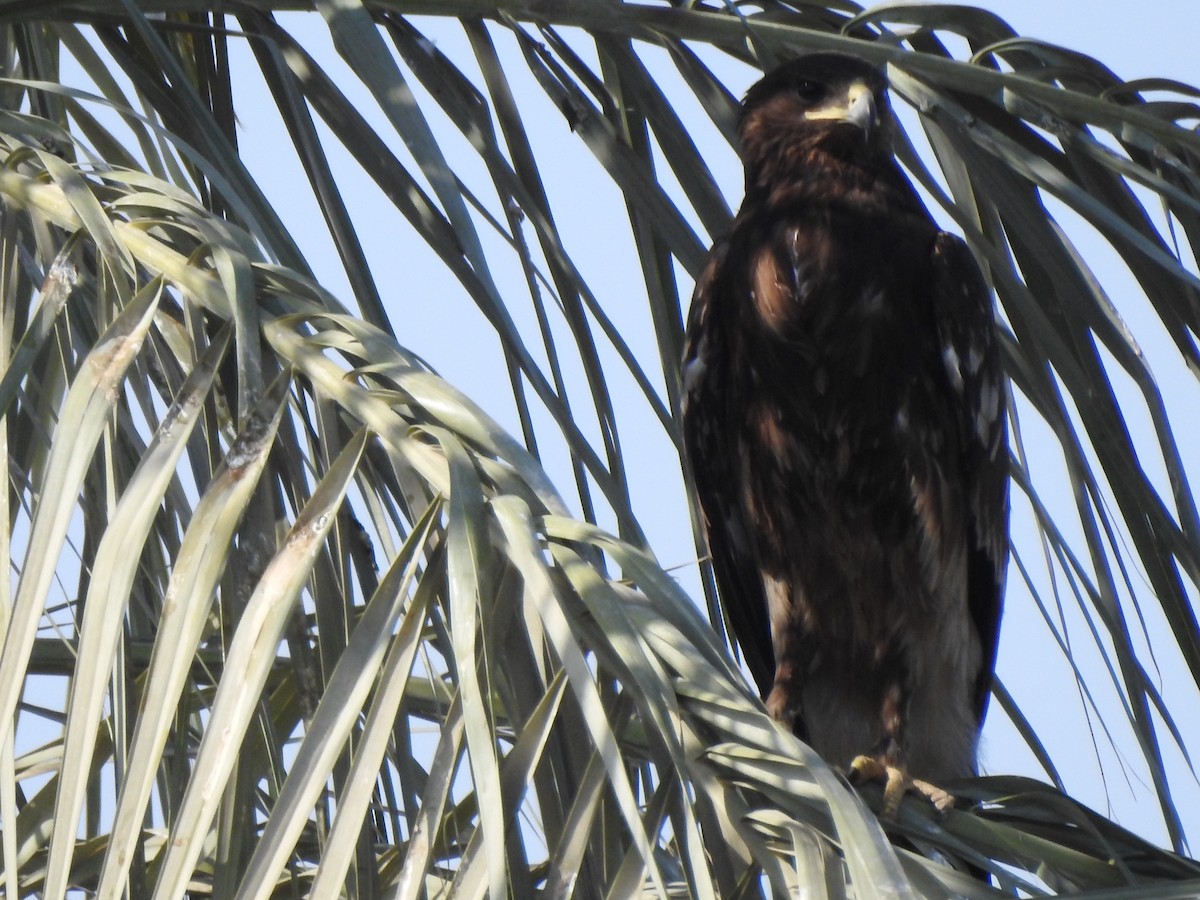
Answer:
[681,53,1008,812]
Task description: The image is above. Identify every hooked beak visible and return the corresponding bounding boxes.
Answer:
[804,79,879,137]
[844,82,878,133]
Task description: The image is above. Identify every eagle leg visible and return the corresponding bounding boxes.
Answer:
[846,683,956,816]
[847,755,956,816]
[764,660,801,730]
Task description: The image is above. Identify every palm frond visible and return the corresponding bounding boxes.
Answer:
[0,1,1198,895]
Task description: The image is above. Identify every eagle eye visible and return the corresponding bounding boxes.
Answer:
[793,80,826,103]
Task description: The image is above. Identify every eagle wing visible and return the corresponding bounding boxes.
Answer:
[929,232,1009,725]
[682,243,776,697]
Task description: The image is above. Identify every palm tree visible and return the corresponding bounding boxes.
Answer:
[2,1,1199,896]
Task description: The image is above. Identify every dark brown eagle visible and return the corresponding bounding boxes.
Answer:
[682,53,1008,811]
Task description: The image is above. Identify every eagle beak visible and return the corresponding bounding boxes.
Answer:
[803,79,879,138]
[845,81,878,134]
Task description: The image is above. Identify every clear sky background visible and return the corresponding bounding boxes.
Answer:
[215,0,1200,854]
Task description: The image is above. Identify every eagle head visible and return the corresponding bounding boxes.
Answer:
[739,53,893,189]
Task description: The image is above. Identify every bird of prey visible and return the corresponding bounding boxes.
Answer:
[681,53,1008,812]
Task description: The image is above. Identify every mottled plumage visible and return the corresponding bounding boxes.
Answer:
[682,54,1008,804]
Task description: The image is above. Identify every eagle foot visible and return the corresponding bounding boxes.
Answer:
[847,755,955,817]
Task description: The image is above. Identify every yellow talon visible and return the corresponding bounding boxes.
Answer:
[847,755,956,816]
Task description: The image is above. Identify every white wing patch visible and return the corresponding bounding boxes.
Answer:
[942,344,964,393]
[966,344,984,375]
[683,343,708,396]
[686,355,700,396]
[977,375,1003,451]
